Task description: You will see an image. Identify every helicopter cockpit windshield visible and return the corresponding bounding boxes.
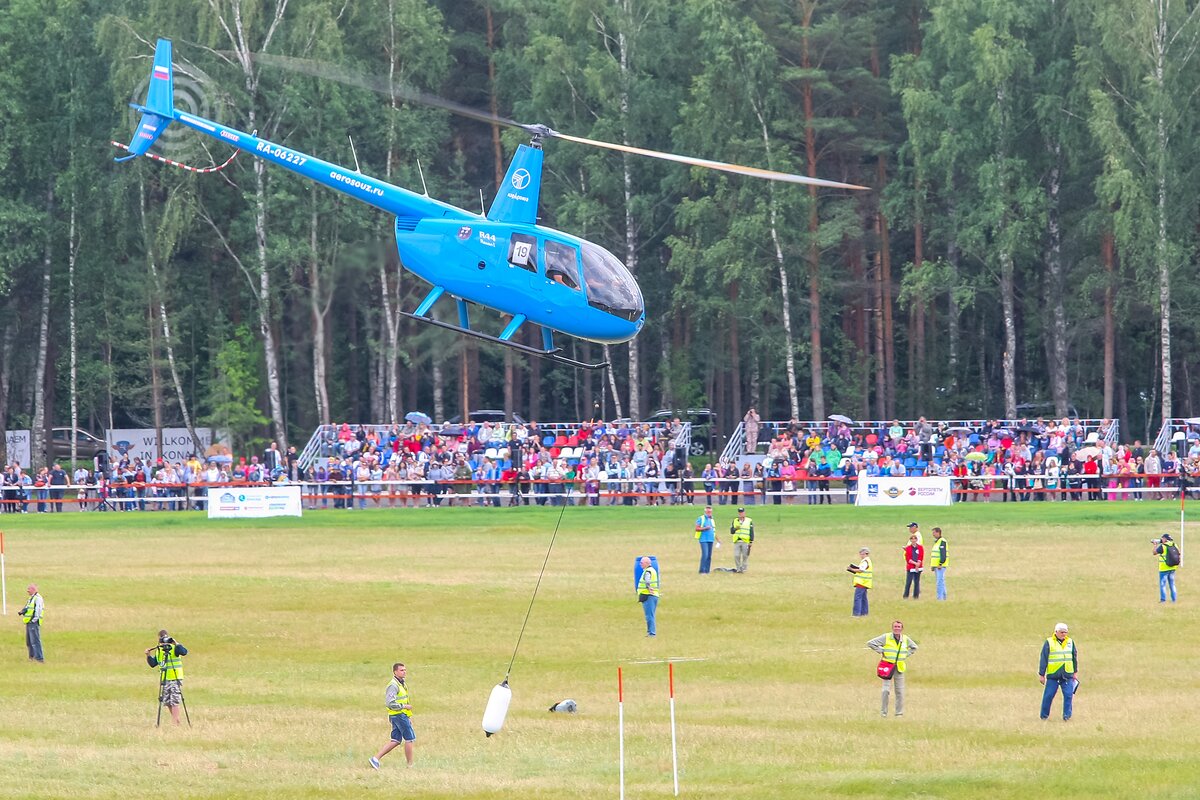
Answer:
[580,242,644,322]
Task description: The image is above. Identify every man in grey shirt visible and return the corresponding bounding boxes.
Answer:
[867,620,918,717]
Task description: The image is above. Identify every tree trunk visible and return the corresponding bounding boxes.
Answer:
[617,21,640,421]
[728,282,742,424]
[31,184,54,470]
[0,313,15,465]
[1102,228,1115,419]
[801,2,825,420]
[1043,142,1069,417]
[877,162,895,419]
[1000,245,1017,419]
[751,100,800,418]
[68,199,79,466]
[310,201,331,425]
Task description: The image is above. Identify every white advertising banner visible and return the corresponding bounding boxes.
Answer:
[855,476,953,507]
[4,430,31,469]
[207,485,303,519]
[106,428,213,464]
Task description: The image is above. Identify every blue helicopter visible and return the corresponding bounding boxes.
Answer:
[118,39,865,370]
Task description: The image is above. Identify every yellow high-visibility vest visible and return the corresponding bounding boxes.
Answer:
[881,634,912,673]
[930,537,949,568]
[1045,636,1075,675]
[731,518,753,542]
[854,558,873,589]
[158,644,184,681]
[1159,544,1178,573]
[388,677,412,717]
[638,567,660,597]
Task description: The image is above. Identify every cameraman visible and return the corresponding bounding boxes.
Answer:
[146,629,189,725]
[1153,534,1179,603]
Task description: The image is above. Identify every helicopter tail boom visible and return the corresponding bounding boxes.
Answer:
[115,39,176,163]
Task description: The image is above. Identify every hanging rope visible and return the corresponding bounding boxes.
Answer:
[110,141,238,174]
[505,489,571,682]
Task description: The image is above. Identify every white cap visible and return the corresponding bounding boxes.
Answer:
[1054,622,1068,633]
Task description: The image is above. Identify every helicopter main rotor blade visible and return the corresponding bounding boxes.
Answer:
[252,53,866,190]
[246,52,522,130]
[550,131,867,190]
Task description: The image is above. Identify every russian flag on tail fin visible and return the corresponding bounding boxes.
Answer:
[115,38,176,163]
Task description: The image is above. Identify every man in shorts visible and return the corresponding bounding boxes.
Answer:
[145,629,188,725]
[370,662,415,768]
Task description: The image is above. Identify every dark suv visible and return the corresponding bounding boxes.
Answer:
[647,408,721,456]
[50,427,106,462]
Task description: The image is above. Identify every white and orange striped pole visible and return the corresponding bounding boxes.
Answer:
[669,661,679,795]
[618,666,625,800]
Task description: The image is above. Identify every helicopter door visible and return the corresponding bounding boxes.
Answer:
[507,233,541,294]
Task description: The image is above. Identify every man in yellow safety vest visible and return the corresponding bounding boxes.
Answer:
[1038,622,1078,721]
[371,662,415,768]
[868,620,919,717]
[848,548,873,617]
[730,507,755,573]
[145,629,189,725]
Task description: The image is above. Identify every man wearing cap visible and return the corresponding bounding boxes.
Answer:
[1154,533,1179,603]
[730,507,755,573]
[20,584,44,663]
[1038,622,1078,720]
[848,548,873,616]
[906,521,923,546]
[693,505,718,574]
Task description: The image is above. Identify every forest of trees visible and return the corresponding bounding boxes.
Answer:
[3,0,1200,466]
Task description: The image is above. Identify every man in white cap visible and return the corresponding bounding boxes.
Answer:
[906,521,923,546]
[1038,622,1078,720]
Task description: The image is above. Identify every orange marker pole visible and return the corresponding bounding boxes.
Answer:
[618,666,625,800]
[669,661,679,795]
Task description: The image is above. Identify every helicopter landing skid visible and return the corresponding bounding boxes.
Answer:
[401,312,610,371]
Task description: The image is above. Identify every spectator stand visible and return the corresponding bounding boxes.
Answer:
[1153,417,1200,456]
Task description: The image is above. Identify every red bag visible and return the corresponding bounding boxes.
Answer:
[877,659,896,679]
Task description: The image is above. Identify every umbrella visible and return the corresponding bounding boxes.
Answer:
[964,451,988,462]
[1074,446,1102,460]
[405,411,432,425]
[828,413,854,424]
[207,454,233,464]
[439,424,464,437]
[1016,425,1040,434]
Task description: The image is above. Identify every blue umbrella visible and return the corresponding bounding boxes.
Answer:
[406,411,432,425]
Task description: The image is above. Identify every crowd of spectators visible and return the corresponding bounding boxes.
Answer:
[4,413,1198,511]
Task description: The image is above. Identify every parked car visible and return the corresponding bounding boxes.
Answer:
[445,410,529,425]
[647,408,722,456]
[50,427,106,462]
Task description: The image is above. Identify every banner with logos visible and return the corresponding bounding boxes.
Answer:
[207,485,303,519]
[4,430,31,469]
[106,428,213,464]
[855,476,953,506]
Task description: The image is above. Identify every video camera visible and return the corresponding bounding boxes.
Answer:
[1152,538,1162,545]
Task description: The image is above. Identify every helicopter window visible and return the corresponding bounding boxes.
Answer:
[580,242,644,323]
[508,234,538,273]
[544,241,581,290]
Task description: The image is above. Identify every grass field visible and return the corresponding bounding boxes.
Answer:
[0,500,1196,799]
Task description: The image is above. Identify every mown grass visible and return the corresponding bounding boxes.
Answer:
[0,500,1195,799]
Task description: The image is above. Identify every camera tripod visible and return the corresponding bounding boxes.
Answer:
[154,644,192,728]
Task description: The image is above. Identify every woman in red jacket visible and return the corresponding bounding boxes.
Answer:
[903,533,925,599]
